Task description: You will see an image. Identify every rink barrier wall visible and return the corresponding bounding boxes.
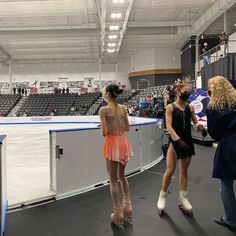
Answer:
[0,116,163,205]
[48,116,164,199]
[0,135,7,236]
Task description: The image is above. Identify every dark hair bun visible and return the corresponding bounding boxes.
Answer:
[106,84,123,98]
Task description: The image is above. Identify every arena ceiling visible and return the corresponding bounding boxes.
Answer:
[0,0,235,65]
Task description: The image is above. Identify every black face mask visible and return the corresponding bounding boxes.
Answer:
[179,92,190,101]
[208,90,211,97]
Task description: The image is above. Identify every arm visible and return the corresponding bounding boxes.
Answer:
[206,108,221,141]
[190,105,207,137]
[99,107,107,137]
[190,105,199,127]
[122,105,129,131]
[165,104,180,141]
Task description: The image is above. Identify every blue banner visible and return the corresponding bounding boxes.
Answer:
[189,88,210,121]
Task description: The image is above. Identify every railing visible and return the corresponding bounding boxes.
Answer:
[197,40,236,72]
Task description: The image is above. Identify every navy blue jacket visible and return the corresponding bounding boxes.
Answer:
[206,104,236,179]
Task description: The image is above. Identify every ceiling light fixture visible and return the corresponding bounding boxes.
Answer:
[109,25,119,31]
[109,35,118,39]
[108,43,116,47]
[113,0,125,3]
[107,49,115,53]
[111,12,122,19]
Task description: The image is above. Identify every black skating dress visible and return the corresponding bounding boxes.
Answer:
[169,103,195,159]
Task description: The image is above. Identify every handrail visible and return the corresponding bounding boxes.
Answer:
[197,39,236,71]
[199,39,236,58]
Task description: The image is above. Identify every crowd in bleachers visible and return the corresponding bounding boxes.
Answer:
[0,77,194,117]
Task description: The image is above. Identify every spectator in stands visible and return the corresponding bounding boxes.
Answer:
[202,42,210,66]
[219,31,228,56]
[66,87,69,94]
[58,88,62,93]
[13,87,16,95]
[54,87,58,94]
[62,88,65,93]
[99,84,133,228]
[21,88,25,95]
[50,108,55,116]
[168,85,176,104]
[146,94,151,104]
[163,86,170,108]
[24,88,27,96]
[206,76,236,230]
[18,87,21,95]
[54,108,58,116]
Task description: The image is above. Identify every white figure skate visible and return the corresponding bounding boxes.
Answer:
[157,191,167,216]
[179,191,193,216]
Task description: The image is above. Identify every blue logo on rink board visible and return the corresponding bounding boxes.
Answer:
[189,88,210,121]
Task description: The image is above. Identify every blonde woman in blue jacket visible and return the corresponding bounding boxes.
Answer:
[206,76,236,230]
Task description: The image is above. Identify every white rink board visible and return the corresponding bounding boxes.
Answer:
[49,118,163,199]
[0,116,162,206]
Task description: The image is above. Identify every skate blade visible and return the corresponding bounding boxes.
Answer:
[111,221,125,230]
[158,209,164,217]
[179,205,193,217]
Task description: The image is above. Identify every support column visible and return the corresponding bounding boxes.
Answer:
[223,12,227,33]
[115,63,118,82]
[9,60,12,94]
[99,58,102,89]
[195,36,199,79]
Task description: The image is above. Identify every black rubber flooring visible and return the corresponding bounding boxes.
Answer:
[5,145,236,236]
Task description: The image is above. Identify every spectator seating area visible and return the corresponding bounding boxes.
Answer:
[17,92,102,116]
[129,85,166,104]
[68,92,102,115]
[127,85,169,118]
[0,94,21,116]
[0,86,175,117]
[94,90,138,115]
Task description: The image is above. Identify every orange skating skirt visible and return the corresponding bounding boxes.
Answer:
[102,134,133,165]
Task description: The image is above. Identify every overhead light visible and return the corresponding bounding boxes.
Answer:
[109,34,118,39]
[107,49,115,53]
[108,43,116,47]
[111,12,122,19]
[234,23,236,26]
[113,0,125,3]
[109,25,119,31]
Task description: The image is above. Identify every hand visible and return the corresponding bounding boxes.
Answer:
[175,139,189,156]
[197,124,207,137]
[175,138,188,148]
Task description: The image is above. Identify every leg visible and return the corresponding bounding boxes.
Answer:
[118,163,131,203]
[179,157,191,191]
[106,160,124,228]
[161,143,178,192]
[106,159,122,209]
[118,163,132,221]
[179,157,193,215]
[157,143,177,214]
[220,179,236,226]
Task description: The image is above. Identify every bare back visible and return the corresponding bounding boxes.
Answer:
[99,104,129,136]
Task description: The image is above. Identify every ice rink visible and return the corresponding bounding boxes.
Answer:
[0,121,98,207]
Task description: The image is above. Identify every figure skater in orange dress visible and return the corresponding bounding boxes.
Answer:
[99,84,134,229]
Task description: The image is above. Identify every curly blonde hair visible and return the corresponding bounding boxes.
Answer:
[208,76,236,110]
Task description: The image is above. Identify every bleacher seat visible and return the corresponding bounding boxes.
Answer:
[0,94,21,116]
